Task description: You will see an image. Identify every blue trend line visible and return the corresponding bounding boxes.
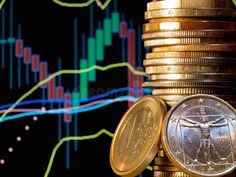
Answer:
[0,87,151,109]
[0,96,138,123]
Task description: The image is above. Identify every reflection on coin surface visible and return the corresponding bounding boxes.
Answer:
[162,94,236,177]
[110,96,167,177]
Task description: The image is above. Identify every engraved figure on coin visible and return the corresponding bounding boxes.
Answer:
[180,106,227,165]
[127,108,154,154]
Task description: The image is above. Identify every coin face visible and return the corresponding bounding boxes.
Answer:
[162,94,236,176]
[110,96,167,177]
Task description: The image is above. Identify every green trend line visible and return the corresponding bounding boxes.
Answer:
[44,129,153,177]
[233,0,236,7]
[52,0,112,10]
[0,0,6,10]
[0,62,147,120]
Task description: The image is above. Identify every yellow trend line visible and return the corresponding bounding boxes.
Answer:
[44,129,114,177]
[0,62,147,120]
[0,0,6,10]
[52,0,112,10]
[44,129,152,177]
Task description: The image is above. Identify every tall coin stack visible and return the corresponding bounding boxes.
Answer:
[142,0,236,108]
[142,0,236,176]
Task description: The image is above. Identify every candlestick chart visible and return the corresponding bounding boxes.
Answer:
[0,0,152,176]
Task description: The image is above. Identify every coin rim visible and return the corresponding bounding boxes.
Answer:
[110,95,167,176]
[162,94,236,177]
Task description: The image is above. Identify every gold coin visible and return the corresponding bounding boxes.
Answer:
[165,101,178,107]
[157,149,166,158]
[143,58,236,66]
[142,80,235,88]
[145,9,236,19]
[162,94,236,176]
[144,38,236,47]
[110,96,167,177]
[143,21,236,32]
[163,101,236,108]
[153,165,180,172]
[142,30,236,39]
[148,17,235,22]
[164,102,236,108]
[147,0,234,10]
[154,171,190,177]
[155,95,188,102]
[155,157,174,166]
[146,51,236,59]
[149,73,236,81]
[152,88,233,95]
[145,65,236,74]
[155,94,236,102]
[152,44,236,52]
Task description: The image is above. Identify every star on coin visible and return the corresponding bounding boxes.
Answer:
[181,103,187,109]
[207,166,214,172]
[175,150,181,155]
[198,98,204,104]
[189,162,195,169]
[216,102,222,107]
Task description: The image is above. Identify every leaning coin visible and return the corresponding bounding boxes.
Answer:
[110,95,167,177]
[162,94,236,177]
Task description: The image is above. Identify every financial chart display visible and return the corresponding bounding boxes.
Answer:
[0,0,152,176]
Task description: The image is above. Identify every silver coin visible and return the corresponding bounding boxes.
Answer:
[162,94,236,177]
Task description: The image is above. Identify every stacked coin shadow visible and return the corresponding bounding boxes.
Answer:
[142,0,236,176]
[142,0,236,108]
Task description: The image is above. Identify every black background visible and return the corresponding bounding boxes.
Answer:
[0,0,152,177]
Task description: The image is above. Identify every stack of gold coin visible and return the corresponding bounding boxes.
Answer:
[142,0,236,107]
[153,145,190,177]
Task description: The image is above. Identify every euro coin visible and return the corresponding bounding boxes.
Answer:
[152,88,233,95]
[147,0,234,10]
[142,30,236,39]
[154,171,190,177]
[149,73,236,81]
[110,96,167,177]
[143,58,236,66]
[145,65,236,74]
[144,38,236,47]
[143,21,236,32]
[162,94,236,177]
[145,9,236,19]
[142,80,235,88]
[152,44,236,52]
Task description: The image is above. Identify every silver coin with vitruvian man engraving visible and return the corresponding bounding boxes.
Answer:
[162,94,236,177]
